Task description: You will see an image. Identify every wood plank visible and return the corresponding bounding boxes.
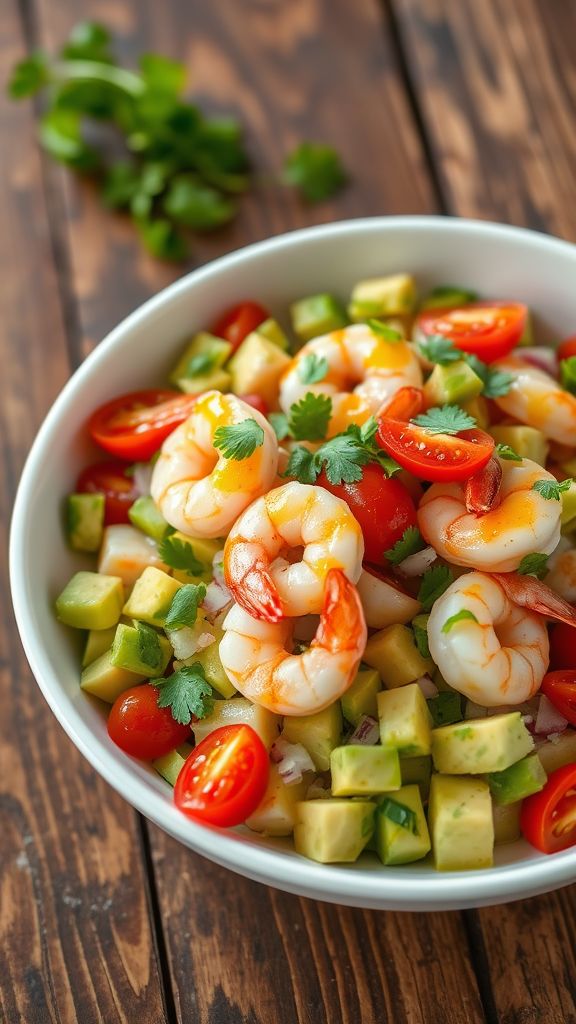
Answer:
[1,4,168,1021]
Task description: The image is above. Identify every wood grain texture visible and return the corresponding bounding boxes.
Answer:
[1,2,168,1021]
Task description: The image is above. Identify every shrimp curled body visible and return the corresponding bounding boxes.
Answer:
[151,391,279,539]
[493,356,576,445]
[427,571,549,707]
[219,569,367,715]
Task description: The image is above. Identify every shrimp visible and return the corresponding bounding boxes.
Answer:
[417,457,561,572]
[427,571,549,706]
[278,324,423,437]
[150,390,278,539]
[223,480,364,621]
[219,569,367,715]
[492,356,576,445]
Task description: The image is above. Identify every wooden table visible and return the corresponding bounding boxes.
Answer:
[3,1,576,1021]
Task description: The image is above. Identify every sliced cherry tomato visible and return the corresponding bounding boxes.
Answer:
[77,460,139,524]
[211,301,269,353]
[380,386,425,421]
[416,302,527,363]
[107,684,191,760]
[376,419,495,482]
[541,670,576,727]
[549,622,576,671]
[557,337,576,362]
[174,724,269,827]
[237,393,269,417]
[520,763,576,854]
[89,390,198,461]
[317,463,417,564]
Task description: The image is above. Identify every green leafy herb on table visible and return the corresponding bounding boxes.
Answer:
[282,142,347,203]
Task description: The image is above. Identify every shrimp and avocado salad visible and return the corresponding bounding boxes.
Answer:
[55,276,576,872]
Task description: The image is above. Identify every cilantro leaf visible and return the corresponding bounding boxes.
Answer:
[137,217,187,262]
[560,357,576,396]
[164,583,207,630]
[464,355,513,398]
[298,353,329,385]
[163,175,235,230]
[61,21,113,62]
[282,142,347,203]
[186,351,219,376]
[385,526,426,566]
[532,478,573,501]
[368,320,403,342]
[517,553,549,580]
[315,435,369,485]
[441,609,479,634]
[412,404,476,435]
[418,565,454,612]
[418,334,461,365]
[8,52,49,98]
[153,664,214,725]
[379,798,418,835]
[268,412,290,442]
[288,393,332,442]
[136,621,163,670]
[496,443,522,462]
[427,692,462,727]
[284,415,401,485]
[213,419,265,460]
[284,446,318,484]
[358,417,379,444]
[412,620,430,659]
[158,535,205,576]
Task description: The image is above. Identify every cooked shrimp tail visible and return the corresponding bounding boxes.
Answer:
[465,457,502,514]
[314,569,365,655]
[491,572,576,628]
[226,542,284,622]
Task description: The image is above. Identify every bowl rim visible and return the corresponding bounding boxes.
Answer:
[10,215,576,909]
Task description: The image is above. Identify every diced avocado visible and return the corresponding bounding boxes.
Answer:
[400,755,432,801]
[423,360,483,407]
[110,622,172,677]
[82,626,117,667]
[192,697,280,749]
[177,368,232,395]
[341,667,381,725]
[348,274,416,321]
[282,703,342,771]
[492,800,522,845]
[228,332,291,405]
[375,784,431,865]
[378,683,432,757]
[427,691,463,728]
[153,745,193,787]
[169,332,233,384]
[66,493,105,552]
[80,649,144,703]
[487,751,547,805]
[330,745,401,796]
[537,729,576,773]
[128,496,170,543]
[461,394,490,431]
[419,285,477,310]
[428,775,494,870]
[168,532,222,584]
[122,566,183,626]
[489,425,549,467]
[255,317,290,352]
[182,624,235,698]
[560,480,576,527]
[56,571,124,630]
[245,765,307,836]
[363,623,434,689]
[290,293,348,344]
[294,799,375,863]
[432,713,534,775]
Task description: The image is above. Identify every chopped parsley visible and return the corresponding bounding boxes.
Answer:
[418,565,454,612]
[385,526,426,566]
[517,553,549,580]
[213,418,265,460]
[164,583,207,630]
[153,664,214,725]
[298,353,329,385]
[441,609,479,634]
[158,535,205,576]
[367,319,403,342]
[412,404,476,436]
[496,443,522,462]
[532,478,573,501]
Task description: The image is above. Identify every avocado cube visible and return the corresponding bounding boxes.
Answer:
[363,624,434,689]
[282,703,342,771]
[290,293,348,345]
[489,425,549,467]
[375,784,431,865]
[56,571,124,631]
[294,799,376,863]
[428,775,494,870]
[170,332,233,384]
[66,493,105,553]
[400,755,432,801]
[560,480,576,527]
[423,360,483,407]
[255,317,291,352]
[419,285,477,310]
[348,274,416,321]
[192,631,236,698]
[153,746,192,787]
[128,496,171,543]
[378,683,432,757]
[123,566,183,626]
[341,667,381,725]
[492,800,522,845]
[192,697,280,750]
[432,713,534,775]
[168,532,222,584]
[228,332,291,405]
[82,626,117,667]
[331,745,401,796]
[245,765,307,836]
[177,368,232,395]
[537,729,576,773]
[110,623,172,677]
[81,649,144,703]
[461,394,490,431]
[487,752,547,805]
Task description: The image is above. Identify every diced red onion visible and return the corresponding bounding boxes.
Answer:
[534,694,569,736]
[397,546,438,578]
[133,462,154,496]
[270,737,315,785]
[202,580,232,621]
[415,674,439,699]
[519,347,558,377]
[348,715,380,746]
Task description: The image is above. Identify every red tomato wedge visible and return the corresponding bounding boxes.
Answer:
[211,301,269,353]
[549,622,576,671]
[77,460,139,524]
[108,684,192,760]
[520,764,576,854]
[237,392,269,417]
[380,386,425,421]
[376,419,495,482]
[416,302,527,363]
[89,390,198,461]
[174,724,269,827]
[541,670,576,727]
[557,337,576,362]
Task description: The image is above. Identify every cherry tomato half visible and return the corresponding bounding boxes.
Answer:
[541,670,576,727]
[520,763,576,854]
[174,724,269,827]
[317,463,417,564]
[415,302,527,363]
[211,301,269,353]
[77,460,139,524]
[376,419,495,482]
[549,622,576,671]
[108,684,191,760]
[237,393,269,417]
[89,390,198,461]
[380,386,425,421]
[557,337,576,362]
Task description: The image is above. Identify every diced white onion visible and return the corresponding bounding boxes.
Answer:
[202,580,232,621]
[397,546,438,578]
[133,462,154,496]
[519,347,558,377]
[212,549,226,588]
[167,623,215,661]
[270,737,315,786]
[415,674,439,699]
[348,715,380,746]
[534,694,569,736]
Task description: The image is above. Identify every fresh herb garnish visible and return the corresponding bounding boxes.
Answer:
[412,405,476,435]
[412,620,430,659]
[560,357,576,396]
[422,286,477,307]
[418,565,454,612]
[427,692,463,727]
[517,553,549,580]
[298,353,329,385]
[418,335,461,365]
[368,319,403,342]
[285,417,401,486]
[164,583,207,630]
[532,478,573,501]
[288,393,332,442]
[186,351,219,377]
[441,609,479,634]
[153,663,214,725]
[385,526,426,566]
[213,419,265,460]
[136,621,163,670]
[496,443,522,462]
[268,411,290,442]
[379,797,419,834]
[282,141,347,202]
[464,355,513,398]
[158,535,205,576]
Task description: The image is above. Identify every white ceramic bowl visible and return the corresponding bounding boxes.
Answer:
[10,217,576,910]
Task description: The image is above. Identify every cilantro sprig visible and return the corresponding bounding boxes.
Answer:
[285,417,401,486]
[158,535,205,576]
[298,353,329,386]
[418,565,454,612]
[417,335,513,398]
[532,478,573,501]
[496,443,522,462]
[136,621,163,670]
[441,609,479,634]
[269,394,332,444]
[385,526,426,566]
[517,553,549,580]
[282,142,347,203]
[153,664,214,725]
[418,335,461,365]
[164,583,207,631]
[213,419,265,460]
[412,405,476,435]
[368,320,403,342]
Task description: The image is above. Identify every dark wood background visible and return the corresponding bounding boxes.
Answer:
[3,1,576,1021]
